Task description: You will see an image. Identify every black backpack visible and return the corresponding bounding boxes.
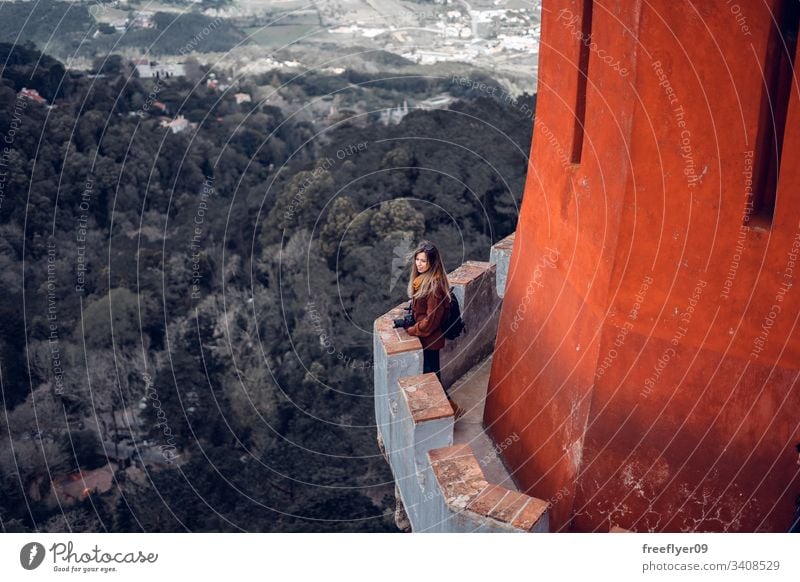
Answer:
[442,290,465,340]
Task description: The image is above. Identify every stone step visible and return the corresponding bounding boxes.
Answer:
[426,444,548,532]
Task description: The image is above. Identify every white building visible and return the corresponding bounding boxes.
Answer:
[379,100,409,125]
[136,61,186,79]
[161,114,195,134]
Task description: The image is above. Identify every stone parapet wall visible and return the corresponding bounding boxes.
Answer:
[373,233,550,532]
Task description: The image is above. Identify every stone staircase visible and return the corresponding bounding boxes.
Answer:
[373,233,550,532]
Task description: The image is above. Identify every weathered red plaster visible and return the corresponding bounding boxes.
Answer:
[485,0,800,532]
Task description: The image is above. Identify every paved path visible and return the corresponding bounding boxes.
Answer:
[450,354,520,491]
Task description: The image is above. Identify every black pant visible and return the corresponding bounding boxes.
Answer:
[423,349,441,384]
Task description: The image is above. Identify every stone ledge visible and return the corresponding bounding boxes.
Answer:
[375,303,422,356]
[428,443,548,532]
[492,232,515,252]
[469,483,549,531]
[489,232,515,299]
[440,261,501,389]
[399,373,454,423]
[375,261,499,359]
[447,260,495,287]
[374,255,516,531]
[429,444,488,510]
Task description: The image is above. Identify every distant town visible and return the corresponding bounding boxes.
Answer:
[86,0,541,82]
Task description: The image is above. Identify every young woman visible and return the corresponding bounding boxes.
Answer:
[402,241,464,418]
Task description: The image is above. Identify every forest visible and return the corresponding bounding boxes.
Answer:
[0,1,246,60]
[0,41,534,532]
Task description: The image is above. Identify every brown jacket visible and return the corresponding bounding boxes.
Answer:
[406,276,450,351]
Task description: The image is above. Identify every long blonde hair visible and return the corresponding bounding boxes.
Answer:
[407,240,451,299]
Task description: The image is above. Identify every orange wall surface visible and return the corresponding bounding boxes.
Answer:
[485,0,800,532]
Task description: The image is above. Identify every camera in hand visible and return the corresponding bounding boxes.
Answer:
[392,305,415,329]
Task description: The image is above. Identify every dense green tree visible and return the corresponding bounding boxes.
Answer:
[61,429,104,472]
[319,196,356,262]
[81,289,156,349]
[0,42,534,533]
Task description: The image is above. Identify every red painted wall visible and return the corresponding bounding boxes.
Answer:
[485,0,800,532]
